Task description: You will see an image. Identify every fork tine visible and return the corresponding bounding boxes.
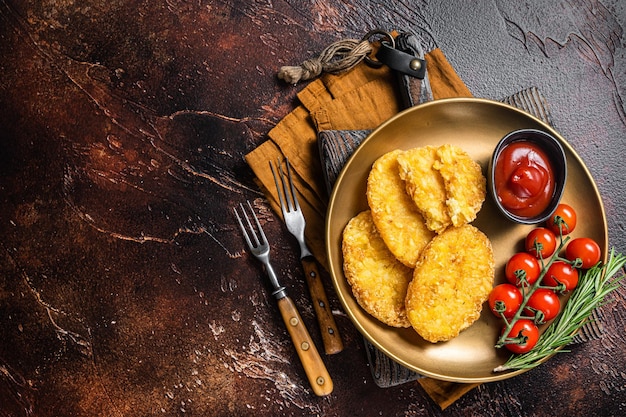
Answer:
[241,202,259,247]
[234,201,263,248]
[246,200,268,247]
[270,160,287,213]
[278,159,292,212]
[234,207,250,246]
[270,159,292,212]
[284,158,300,211]
[270,158,299,213]
[233,204,252,248]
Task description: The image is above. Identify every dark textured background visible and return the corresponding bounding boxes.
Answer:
[1,1,625,416]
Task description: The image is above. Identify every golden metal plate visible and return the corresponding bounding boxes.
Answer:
[325,98,608,383]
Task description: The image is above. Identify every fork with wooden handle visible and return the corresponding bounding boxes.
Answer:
[234,201,333,397]
[270,159,344,355]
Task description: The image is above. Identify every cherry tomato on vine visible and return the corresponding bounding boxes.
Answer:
[546,203,577,235]
[566,237,601,269]
[543,261,579,292]
[525,227,557,259]
[524,289,561,323]
[489,284,523,319]
[501,319,540,354]
[505,252,541,286]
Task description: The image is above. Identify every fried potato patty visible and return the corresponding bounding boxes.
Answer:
[405,224,494,342]
[397,145,486,233]
[367,150,435,268]
[397,146,451,233]
[434,144,486,226]
[342,210,413,328]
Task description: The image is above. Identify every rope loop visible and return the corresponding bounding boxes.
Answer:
[277,38,373,85]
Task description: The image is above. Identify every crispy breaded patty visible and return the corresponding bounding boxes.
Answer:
[405,224,494,342]
[434,144,486,226]
[367,150,435,268]
[397,146,451,234]
[342,210,412,328]
[397,145,486,233]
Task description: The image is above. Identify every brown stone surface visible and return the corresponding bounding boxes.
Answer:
[1,1,625,416]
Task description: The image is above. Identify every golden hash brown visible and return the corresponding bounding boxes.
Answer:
[434,144,486,226]
[342,210,413,328]
[367,150,435,268]
[397,146,451,234]
[405,224,494,342]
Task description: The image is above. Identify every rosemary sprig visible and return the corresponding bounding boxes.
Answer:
[494,248,626,372]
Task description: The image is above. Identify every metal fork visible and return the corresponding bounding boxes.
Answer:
[234,201,333,397]
[270,158,344,355]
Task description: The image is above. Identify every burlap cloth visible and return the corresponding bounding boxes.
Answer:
[245,48,482,408]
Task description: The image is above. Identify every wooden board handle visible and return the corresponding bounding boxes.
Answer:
[277,296,334,397]
[301,257,344,354]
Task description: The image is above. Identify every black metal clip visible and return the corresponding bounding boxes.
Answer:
[375,36,426,79]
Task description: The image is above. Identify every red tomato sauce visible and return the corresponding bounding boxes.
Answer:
[494,141,555,218]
